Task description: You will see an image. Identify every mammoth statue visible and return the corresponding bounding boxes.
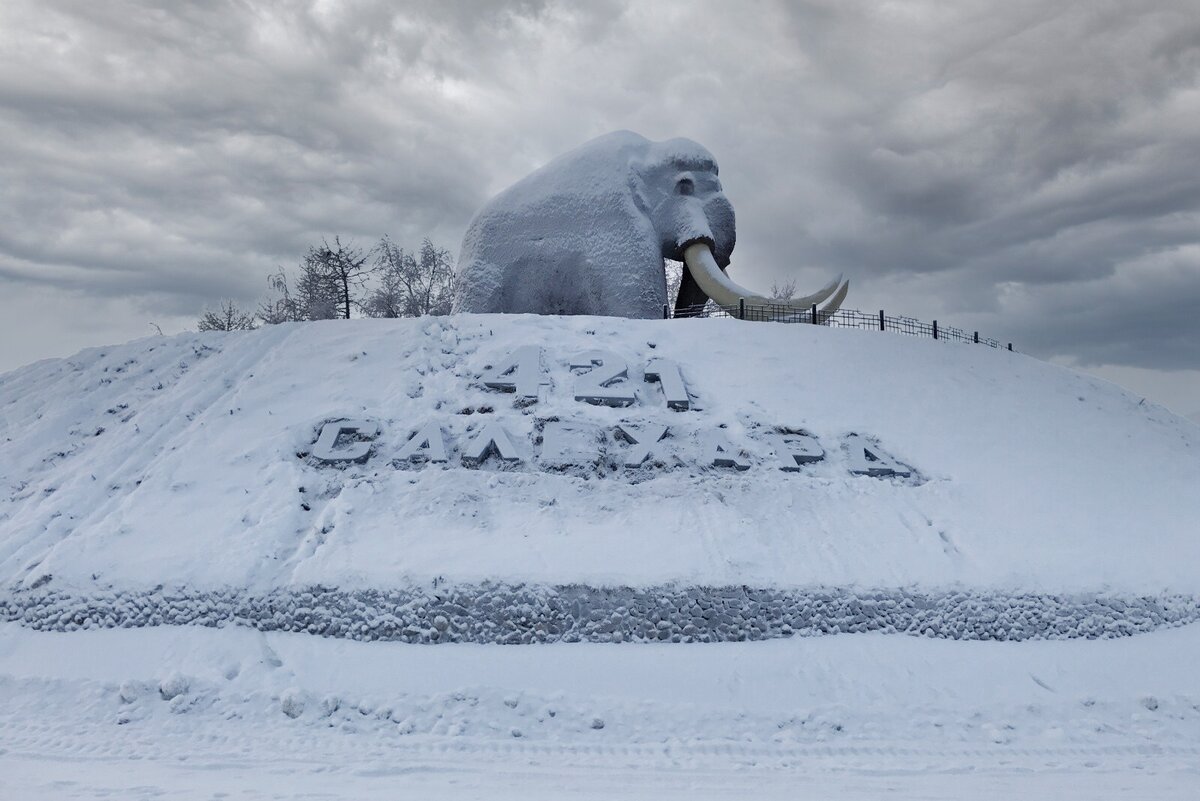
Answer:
[451,130,848,319]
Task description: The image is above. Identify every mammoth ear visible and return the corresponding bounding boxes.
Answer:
[627,165,656,217]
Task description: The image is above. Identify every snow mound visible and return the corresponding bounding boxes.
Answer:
[1,314,1198,601]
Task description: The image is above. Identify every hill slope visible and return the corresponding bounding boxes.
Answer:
[1,314,1197,596]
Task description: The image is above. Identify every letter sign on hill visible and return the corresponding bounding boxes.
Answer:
[308,346,918,481]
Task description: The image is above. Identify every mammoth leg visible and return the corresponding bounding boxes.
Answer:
[673,264,711,317]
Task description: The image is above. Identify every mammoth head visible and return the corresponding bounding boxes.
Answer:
[636,139,737,270]
[635,137,847,318]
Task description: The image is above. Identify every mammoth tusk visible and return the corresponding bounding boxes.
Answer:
[817,277,850,319]
[682,242,849,316]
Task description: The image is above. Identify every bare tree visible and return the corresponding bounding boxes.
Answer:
[413,238,455,316]
[310,236,370,319]
[363,238,411,319]
[770,279,798,302]
[264,237,370,321]
[254,234,453,326]
[365,237,455,318]
[257,269,303,324]
[295,251,342,320]
[198,299,258,331]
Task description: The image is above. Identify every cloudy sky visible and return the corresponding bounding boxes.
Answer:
[2,0,1199,416]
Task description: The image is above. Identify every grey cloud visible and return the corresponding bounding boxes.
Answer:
[0,0,1198,404]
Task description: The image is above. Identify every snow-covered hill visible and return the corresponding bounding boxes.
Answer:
[2,315,1199,798]
[2,315,1198,596]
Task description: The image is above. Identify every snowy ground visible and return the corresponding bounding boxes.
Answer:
[2,622,1199,799]
[2,315,1198,797]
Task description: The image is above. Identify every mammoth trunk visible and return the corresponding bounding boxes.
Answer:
[671,196,736,317]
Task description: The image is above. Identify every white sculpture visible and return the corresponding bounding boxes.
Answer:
[452,131,848,319]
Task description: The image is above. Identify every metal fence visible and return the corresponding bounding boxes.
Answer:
[670,301,1012,351]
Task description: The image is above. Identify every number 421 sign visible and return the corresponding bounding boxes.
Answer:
[309,346,917,480]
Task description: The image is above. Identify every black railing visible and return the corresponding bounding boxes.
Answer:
[669,302,1012,351]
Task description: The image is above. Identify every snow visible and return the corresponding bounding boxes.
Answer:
[2,315,1197,594]
[2,313,1199,797]
[2,622,1200,798]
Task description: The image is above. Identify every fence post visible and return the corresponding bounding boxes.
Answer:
[932,320,938,340]
[973,331,979,344]
[739,298,745,320]
[662,304,669,320]
[1008,343,1013,351]
[879,310,885,331]
[811,303,818,325]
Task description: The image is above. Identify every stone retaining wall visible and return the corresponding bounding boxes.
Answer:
[3,584,1197,643]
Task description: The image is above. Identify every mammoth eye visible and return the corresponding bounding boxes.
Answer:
[676,177,695,196]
